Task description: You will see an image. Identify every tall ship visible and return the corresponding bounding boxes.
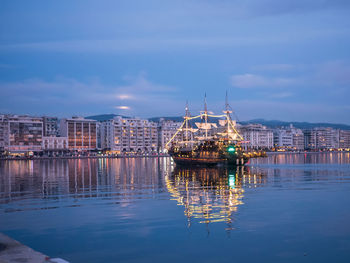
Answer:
[166,93,249,166]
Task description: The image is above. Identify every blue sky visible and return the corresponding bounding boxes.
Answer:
[0,0,349,124]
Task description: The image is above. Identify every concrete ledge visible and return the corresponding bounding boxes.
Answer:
[0,233,66,263]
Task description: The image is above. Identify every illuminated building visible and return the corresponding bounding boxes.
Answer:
[158,119,183,151]
[60,117,97,151]
[239,124,273,149]
[0,115,6,153]
[0,114,43,154]
[339,130,350,149]
[304,127,339,150]
[100,116,158,153]
[273,124,304,150]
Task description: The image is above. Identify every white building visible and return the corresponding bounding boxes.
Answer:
[158,119,183,151]
[0,115,6,152]
[273,125,304,150]
[239,124,273,149]
[42,136,68,155]
[304,127,339,150]
[339,130,350,149]
[100,116,158,153]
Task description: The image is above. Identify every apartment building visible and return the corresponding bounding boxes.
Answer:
[158,119,183,151]
[0,115,6,152]
[304,127,339,150]
[43,116,59,136]
[239,124,273,149]
[100,116,158,153]
[42,136,69,155]
[339,130,350,149]
[273,125,304,150]
[60,117,97,151]
[0,115,43,153]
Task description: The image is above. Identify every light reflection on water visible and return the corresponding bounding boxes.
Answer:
[0,153,350,263]
[165,166,266,227]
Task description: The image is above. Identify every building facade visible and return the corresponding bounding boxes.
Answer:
[42,136,69,155]
[304,127,339,150]
[158,119,184,151]
[273,125,304,150]
[100,116,158,153]
[0,115,43,154]
[339,130,350,149]
[60,117,97,151]
[239,124,273,149]
[43,117,59,136]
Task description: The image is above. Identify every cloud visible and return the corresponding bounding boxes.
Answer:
[251,64,296,72]
[269,92,293,99]
[0,73,179,117]
[231,99,350,124]
[116,94,134,100]
[230,74,296,89]
[0,37,291,53]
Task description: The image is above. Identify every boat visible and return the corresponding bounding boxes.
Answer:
[166,93,249,166]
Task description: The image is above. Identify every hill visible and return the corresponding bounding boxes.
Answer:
[86,114,350,130]
[85,114,128,121]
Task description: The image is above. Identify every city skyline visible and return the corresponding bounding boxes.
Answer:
[1,0,350,124]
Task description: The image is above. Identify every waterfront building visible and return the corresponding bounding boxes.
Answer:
[273,125,304,150]
[42,117,59,136]
[273,128,293,149]
[339,130,350,149]
[304,127,339,150]
[60,117,97,151]
[158,119,183,151]
[239,124,273,149]
[0,115,6,153]
[42,136,69,156]
[0,115,43,154]
[100,116,158,153]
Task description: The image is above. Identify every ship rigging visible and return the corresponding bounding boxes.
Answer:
[166,93,249,166]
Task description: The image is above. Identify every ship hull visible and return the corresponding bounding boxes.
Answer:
[171,155,248,167]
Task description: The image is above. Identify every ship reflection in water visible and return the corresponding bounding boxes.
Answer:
[0,158,266,229]
[165,165,266,227]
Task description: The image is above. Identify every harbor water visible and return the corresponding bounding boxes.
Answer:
[1,153,350,262]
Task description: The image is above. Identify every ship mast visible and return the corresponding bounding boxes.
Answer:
[204,93,208,139]
[185,100,190,146]
[223,91,232,141]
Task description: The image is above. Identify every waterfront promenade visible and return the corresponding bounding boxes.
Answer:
[0,233,68,263]
[0,154,170,161]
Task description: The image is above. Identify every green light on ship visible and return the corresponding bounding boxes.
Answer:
[227,146,236,153]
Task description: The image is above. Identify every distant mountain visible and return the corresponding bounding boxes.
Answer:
[149,116,350,130]
[239,119,350,130]
[86,114,128,121]
[148,116,184,123]
[86,114,350,130]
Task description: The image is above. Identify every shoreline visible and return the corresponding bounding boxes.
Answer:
[266,151,349,155]
[0,154,171,161]
[0,151,348,161]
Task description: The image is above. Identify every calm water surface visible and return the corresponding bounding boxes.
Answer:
[1,153,350,262]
